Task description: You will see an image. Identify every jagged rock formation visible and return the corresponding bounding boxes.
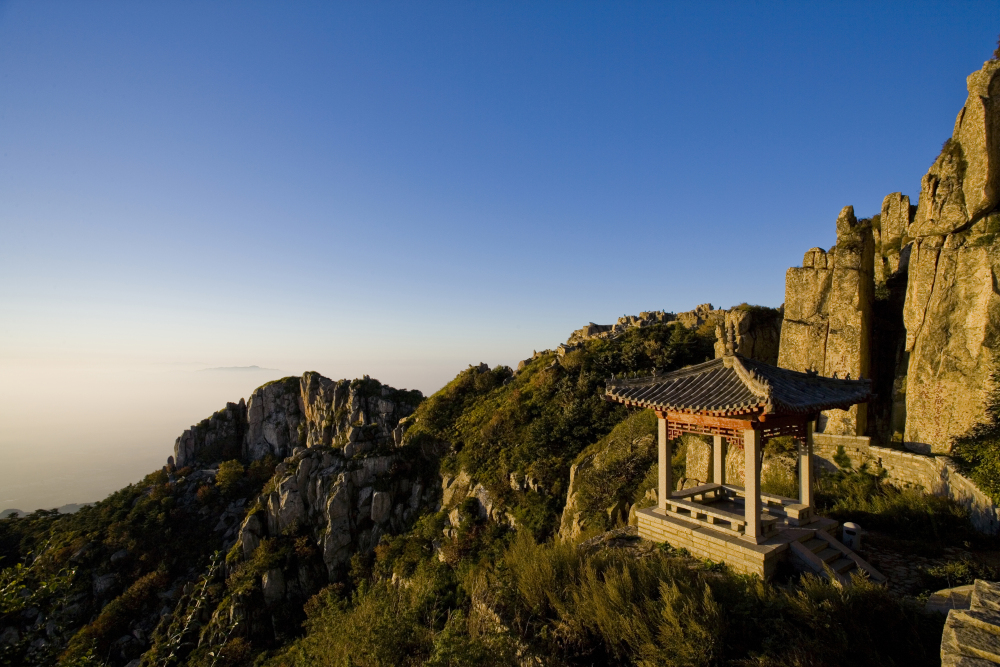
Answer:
[775,58,1000,454]
[566,303,723,344]
[234,445,436,585]
[778,206,875,436]
[911,60,1000,239]
[243,378,303,462]
[874,193,916,286]
[904,59,1000,453]
[174,400,247,468]
[173,373,421,467]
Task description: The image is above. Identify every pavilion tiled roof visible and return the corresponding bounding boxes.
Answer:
[605,354,872,416]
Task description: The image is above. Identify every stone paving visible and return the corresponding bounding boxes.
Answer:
[861,541,968,596]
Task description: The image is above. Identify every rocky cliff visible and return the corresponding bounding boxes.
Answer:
[778,206,875,436]
[777,57,1000,453]
[567,303,782,365]
[712,305,784,364]
[174,373,421,467]
[903,59,1000,453]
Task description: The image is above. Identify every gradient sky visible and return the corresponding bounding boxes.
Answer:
[1,1,998,511]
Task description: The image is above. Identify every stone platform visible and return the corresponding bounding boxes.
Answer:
[636,506,844,579]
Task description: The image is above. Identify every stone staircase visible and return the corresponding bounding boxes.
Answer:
[788,529,886,585]
[941,579,1000,666]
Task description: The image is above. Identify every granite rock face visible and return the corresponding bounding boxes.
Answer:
[874,192,915,285]
[778,206,875,435]
[172,373,421,467]
[903,213,1000,452]
[244,378,303,462]
[901,59,1000,453]
[911,60,1000,239]
[712,306,784,364]
[235,445,436,585]
[174,400,247,468]
[300,373,419,453]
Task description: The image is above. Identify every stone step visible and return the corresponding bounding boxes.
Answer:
[817,547,841,563]
[832,557,857,574]
[944,612,1000,663]
[802,538,827,553]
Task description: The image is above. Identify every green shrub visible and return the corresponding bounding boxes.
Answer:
[816,466,977,546]
[920,557,999,591]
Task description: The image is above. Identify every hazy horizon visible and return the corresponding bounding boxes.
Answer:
[3,2,999,511]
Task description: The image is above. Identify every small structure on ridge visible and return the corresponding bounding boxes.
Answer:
[605,327,885,582]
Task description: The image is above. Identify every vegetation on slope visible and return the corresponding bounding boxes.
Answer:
[0,458,275,667]
[951,369,1000,503]
[1,316,984,666]
[264,528,943,667]
[405,321,716,537]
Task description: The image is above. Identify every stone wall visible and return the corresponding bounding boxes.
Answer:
[778,206,875,436]
[811,433,1000,535]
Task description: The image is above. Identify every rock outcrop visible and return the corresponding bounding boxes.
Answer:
[567,304,723,344]
[174,400,247,468]
[243,378,304,462]
[874,192,916,286]
[910,60,1000,239]
[778,206,875,436]
[903,59,1000,453]
[234,445,436,584]
[712,305,784,364]
[171,373,421,467]
[774,59,1000,454]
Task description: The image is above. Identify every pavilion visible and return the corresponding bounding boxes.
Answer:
[605,344,885,582]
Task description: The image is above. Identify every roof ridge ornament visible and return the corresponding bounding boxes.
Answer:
[731,355,773,410]
[725,318,736,356]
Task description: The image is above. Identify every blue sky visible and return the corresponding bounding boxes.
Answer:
[0,1,998,509]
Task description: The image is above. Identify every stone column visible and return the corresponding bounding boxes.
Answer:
[713,435,726,485]
[799,420,814,508]
[743,429,762,542]
[658,417,672,510]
